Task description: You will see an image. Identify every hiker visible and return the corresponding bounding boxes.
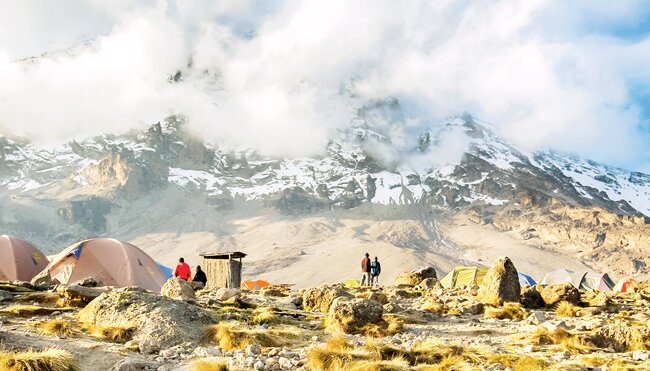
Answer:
[360,253,371,286]
[194,265,207,285]
[370,256,381,286]
[173,257,191,280]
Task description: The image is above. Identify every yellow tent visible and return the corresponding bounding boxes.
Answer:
[344,279,360,288]
[440,266,488,288]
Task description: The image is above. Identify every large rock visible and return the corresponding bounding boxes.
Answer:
[302,286,353,312]
[476,257,520,306]
[56,284,111,304]
[78,288,216,353]
[161,278,195,301]
[520,286,545,309]
[591,320,650,352]
[30,270,60,290]
[327,297,384,333]
[538,283,580,306]
[394,267,437,287]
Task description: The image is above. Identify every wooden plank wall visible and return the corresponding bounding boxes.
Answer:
[203,258,242,289]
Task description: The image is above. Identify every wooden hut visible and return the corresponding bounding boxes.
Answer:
[200,251,247,289]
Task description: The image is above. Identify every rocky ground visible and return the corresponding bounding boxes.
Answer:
[0,260,649,371]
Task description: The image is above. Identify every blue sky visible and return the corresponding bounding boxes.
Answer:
[0,1,649,170]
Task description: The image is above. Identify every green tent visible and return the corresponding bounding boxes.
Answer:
[343,279,360,288]
[440,266,488,288]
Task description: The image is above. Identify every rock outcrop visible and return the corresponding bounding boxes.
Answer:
[520,285,545,309]
[161,278,195,301]
[78,288,216,353]
[302,286,353,312]
[539,283,580,306]
[476,256,520,306]
[327,297,384,333]
[394,267,437,287]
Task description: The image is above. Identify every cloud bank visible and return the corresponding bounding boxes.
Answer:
[0,0,648,169]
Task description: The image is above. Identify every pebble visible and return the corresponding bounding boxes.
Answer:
[633,350,650,361]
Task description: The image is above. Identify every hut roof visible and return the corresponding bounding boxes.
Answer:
[200,251,247,259]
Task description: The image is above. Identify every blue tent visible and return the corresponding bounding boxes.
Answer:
[157,262,173,279]
[518,273,536,286]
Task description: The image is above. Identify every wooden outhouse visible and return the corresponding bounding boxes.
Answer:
[200,251,247,289]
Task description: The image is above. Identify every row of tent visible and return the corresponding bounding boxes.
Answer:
[0,235,169,292]
[439,266,636,293]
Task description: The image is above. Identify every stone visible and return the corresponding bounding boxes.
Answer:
[212,288,240,301]
[111,359,159,371]
[584,291,610,307]
[302,286,353,312]
[0,290,13,302]
[260,287,286,297]
[160,278,195,301]
[76,277,105,287]
[633,350,649,361]
[383,303,403,313]
[525,311,545,325]
[30,270,60,290]
[520,286,545,309]
[254,360,265,370]
[363,291,388,305]
[418,277,440,290]
[56,284,110,304]
[591,319,650,352]
[538,283,580,306]
[457,299,484,315]
[575,318,606,331]
[327,297,384,333]
[246,344,262,356]
[290,296,303,308]
[476,256,520,306]
[394,267,437,287]
[541,320,569,332]
[78,288,216,353]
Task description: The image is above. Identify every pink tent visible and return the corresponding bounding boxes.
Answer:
[0,235,48,281]
[46,238,167,292]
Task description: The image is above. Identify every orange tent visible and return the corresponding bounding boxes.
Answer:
[46,238,167,292]
[613,276,636,293]
[242,279,271,290]
[0,235,48,281]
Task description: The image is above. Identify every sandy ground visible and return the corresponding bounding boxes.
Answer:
[131,206,601,289]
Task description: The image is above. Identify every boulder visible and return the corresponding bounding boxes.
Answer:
[210,288,240,302]
[0,290,13,302]
[394,267,437,287]
[418,278,440,290]
[56,284,111,304]
[591,320,650,352]
[302,286,353,312]
[357,291,388,305]
[260,287,286,297]
[539,283,580,306]
[476,256,520,306]
[520,286,545,309]
[161,278,195,301]
[327,297,384,333]
[30,270,60,290]
[76,277,105,287]
[78,288,216,353]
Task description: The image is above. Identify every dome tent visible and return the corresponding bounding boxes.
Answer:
[0,235,48,281]
[613,276,636,293]
[518,273,537,286]
[541,269,615,292]
[540,269,586,287]
[46,238,167,292]
[440,266,488,289]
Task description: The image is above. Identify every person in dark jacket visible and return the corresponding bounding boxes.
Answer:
[360,253,371,286]
[370,257,381,286]
[193,265,207,285]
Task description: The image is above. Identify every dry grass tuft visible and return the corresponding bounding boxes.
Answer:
[14,292,65,306]
[484,303,527,320]
[513,326,594,354]
[205,322,304,350]
[0,347,78,371]
[347,357,410,371]
[489,354,549,370]
[31,319,76,337]
[555,301,581,317]
[191,357,230,371]
[250,306,277,325]
[0,305,75,317]
[82,324,134,343]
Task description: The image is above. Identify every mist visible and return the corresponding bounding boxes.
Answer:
[0,0,648,168]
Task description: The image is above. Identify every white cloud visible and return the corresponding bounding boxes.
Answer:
[0,0,648,167]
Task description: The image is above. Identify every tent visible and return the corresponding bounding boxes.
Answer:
[46,238,167,292]
[344,279,360,288]
[157,262,173,279]
[242,279,271,290]
[540,269,586,287]
[440,267,488,289]
[518,273,537,286]
[0,235,49,281]
[613,276,636,293]
[580,272,615,292]
[541,269,615,291]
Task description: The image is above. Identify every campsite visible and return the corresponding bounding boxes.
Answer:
[0,234,648,370]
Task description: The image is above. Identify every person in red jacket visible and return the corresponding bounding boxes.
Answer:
[173,257,191,280]
[360,253,371,286]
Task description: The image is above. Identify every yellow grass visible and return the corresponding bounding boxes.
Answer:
[31,319,76,337]
[484,303,527,320]
[555,301,581,317]
[251,306,278,325]
[205,322,305,350]
[0,305,76,317]
[513,326,595,354]
[0,347,78,371]
[83,324,134,343]
[192,357,230,371]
